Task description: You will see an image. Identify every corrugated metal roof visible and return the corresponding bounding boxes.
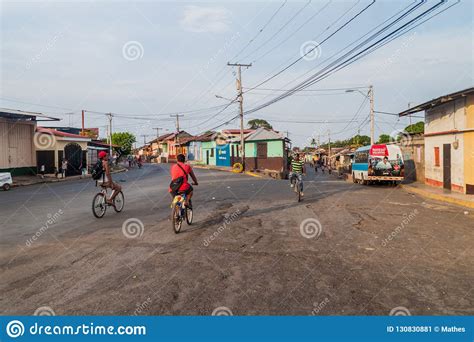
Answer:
[245,127,286,141]
[0,108,60,121]
[399,87,474,117]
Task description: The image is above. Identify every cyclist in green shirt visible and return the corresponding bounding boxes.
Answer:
[289,153,306,196]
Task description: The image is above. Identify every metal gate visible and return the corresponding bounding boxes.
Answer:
[64,143,83,176]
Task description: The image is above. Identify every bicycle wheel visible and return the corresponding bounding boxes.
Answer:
[113,191,125,212]
[172,205,183,234]
[186,206,193,225]
[92,193,107,218]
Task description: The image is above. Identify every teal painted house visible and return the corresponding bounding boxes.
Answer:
[244,128,290,177]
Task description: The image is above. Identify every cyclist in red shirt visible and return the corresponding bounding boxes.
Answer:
[169,154,198,208]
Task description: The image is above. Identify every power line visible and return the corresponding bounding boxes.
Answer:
[239,0,313,62]
[250,0,333,64]
[247,0,371,91]
[242,1,447,116]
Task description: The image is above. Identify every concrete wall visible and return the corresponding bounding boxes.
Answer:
[424,96,468,193]
[0,119,36,174]
[400,135,425,183]
[463,95,474,194]
[201,141,216,165]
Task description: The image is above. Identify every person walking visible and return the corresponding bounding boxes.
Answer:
[61,159,68,178]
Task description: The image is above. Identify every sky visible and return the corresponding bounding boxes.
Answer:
[1,0,473,147]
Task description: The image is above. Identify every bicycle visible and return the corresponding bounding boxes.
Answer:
[92,182,125,218]
[290,173,303,202]
[171,193,193,233]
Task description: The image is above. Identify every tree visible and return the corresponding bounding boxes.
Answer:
[111,132,136,155]
[247,119,273,130]
[350,134,370,146]
[377,134,391,144]
[404,121,424,134]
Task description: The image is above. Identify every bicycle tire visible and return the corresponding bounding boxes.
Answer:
[113,191,125,212]
[186,207,193,225]
[172,205,183,234]
[92,193,107,218]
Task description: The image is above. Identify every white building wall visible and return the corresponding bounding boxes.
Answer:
[424,97,466,191]
[425,98,466,133]
[425,135,464,189]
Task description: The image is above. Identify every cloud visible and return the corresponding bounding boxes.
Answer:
[180,5,231,33]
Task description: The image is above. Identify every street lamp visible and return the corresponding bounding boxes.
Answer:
[215,94,234,102]
[346,86,374,145]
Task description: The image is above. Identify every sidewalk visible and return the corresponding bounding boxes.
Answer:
[12,167,127,187]
[192,164,263,178]
[401,182,474,209]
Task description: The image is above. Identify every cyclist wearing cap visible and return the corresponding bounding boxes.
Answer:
[98,151,122,205]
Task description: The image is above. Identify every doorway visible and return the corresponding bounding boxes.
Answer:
[442,143,451,190]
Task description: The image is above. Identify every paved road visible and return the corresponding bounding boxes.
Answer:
[0,164,473,315]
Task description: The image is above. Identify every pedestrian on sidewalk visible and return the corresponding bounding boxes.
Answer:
[39,164,45,179]
[61,159,68,178]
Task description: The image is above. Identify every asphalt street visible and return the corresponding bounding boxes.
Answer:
[0,163,473,315]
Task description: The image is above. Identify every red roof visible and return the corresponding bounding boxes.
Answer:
[36,127,91,140]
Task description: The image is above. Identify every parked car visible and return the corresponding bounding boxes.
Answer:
[0,172,13,191]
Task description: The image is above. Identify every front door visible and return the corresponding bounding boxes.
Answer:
[206,150,209,165]
[443,143,451,190]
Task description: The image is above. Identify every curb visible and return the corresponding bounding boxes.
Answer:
[400,184,474,209]
[245,171,263,178]
[193,165,265,178]
[12,168,128,188]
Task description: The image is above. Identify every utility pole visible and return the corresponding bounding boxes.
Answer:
[369,85,374,145]
[408,102,413,126]
[228,62,252,169]
[170,114,184,154]
[141,135,149,145]
[107,113,113,156]
[328,130,331,167]
[81,110,85,136]
[153,127,164,139]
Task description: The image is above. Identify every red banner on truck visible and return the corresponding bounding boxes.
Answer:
[369,144,388,157]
